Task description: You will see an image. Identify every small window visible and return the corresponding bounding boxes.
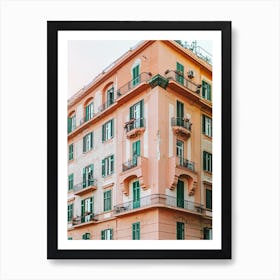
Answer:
[83,132,93,153]
[132,222,140,240]
[101,228,113,240]
[102,119,114,142]
[83,164,94,188]
[202,115,212,137]
[68,143,74,160]
[102,155,114,177]
[68,114,76,133]
[202,81,212,101]
[82,233,90,240]
[132,64,140,86]
[68,174,74,191]
[206,189,212,210]
[203,151,212,173]
[204,227,212,240]
[104,190,112,211]
[85,102,94,121]
[67,204,73,222]
[176,222,185,240]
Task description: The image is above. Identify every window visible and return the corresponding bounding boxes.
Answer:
[206,189,212,209]
[129,100,144,129]
[102,119,114,142]
[204,227,212,240]
[177,180,184,208]
[203,151,212,173]
[68,115,76,133]
[68,143,74,160]
[81,197,93,223]
[202,80,212,101]
[102,155,114,177]
[82,164,94,188]
[202,115,212,137]
[132,64,140,86]
[132,181,140,209]
[68,237,73,240]
[132,222,140,240]
[67,204,73,222]
[85,102,94,121]
[82,233,90,240]
[176,140,184,160]
[83,132,93,153]
[176,222,185,240]
[104,190,112,211]
[176,62,184,85]
[107,87,114,106]
[176,100,184,119]
[132,140,140,165]
[68,174,74,191]
[101,228,113,240]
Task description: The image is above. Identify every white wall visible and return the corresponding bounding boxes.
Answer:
[1,1,280,280]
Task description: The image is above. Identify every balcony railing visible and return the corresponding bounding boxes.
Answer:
[73,178,97,193]
[113,194,203,215]
[125,117,145,132]
[165,70,201,94]
[122,157,138,172]
[99,98,116,113]
[72,213,96,226]
[171,117,192,131]
[177,157,195,172]
[116,72,152,98]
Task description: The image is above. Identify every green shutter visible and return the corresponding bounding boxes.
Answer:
[102,159,105,177]
[208,84,212,101]
[111,119,114,138]
[129,106,133,120]
[90,132,93,149]
[110,155,114,173]
[102,124,105,142]
[203,151,206,170]
[206,189,212,209]
[86,105,89,121]
[81,199,85,217]
[176,222,184,240]
[82,167,86,187]
[176,180,184,208]
[68,118,71,133]
[132,65,140,86]
[176,101,184,119]
[90,197,93,213]
[202,115,205,134]
[108,190,112,211]
[132,141,140,157]
[110,229,113,240]
[140,99,144,119]
[202,81,205,98]
[176,62,184,84]
[83,136,86,152]
[133,181,140,209]
[101,230,105,240]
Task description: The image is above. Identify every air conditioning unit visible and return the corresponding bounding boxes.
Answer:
[187,70,195,79]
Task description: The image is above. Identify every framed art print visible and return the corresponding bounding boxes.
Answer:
[47,21,231,259]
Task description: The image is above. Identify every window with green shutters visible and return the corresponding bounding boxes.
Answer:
[83,132,93,153]
[203,151,212,173]
[176,100,184,119]
[67,204,73,222]
[107,87,114,106]
[81,196,94,223]
[177,180,184,208]
[102,155,114,177]
[68,174,74,191]
[202,81,212,101]
[102,119,114,142]
[132,140,140,165]
[202,115,212,137]
[85,102,94,121]
[132,64,140,86]
[132,181,140,209]
[176,222,185,240]
[101,228,113,240]
[104,190,112,211]
[68,143,74,160]
[206,189,212,209]
[82,233,90,240]
[132,222,140,240]
[129,100,144,130]
[82,164,94,188]
[204,227,212,240]
[176,62,184,85]
[68,115,76,134]
[68,237,73,240]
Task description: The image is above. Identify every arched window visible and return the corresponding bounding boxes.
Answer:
[84,97,94,122]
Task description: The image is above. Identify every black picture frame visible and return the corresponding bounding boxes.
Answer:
[47,21,231,259]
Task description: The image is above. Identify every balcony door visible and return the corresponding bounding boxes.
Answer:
[107,87,114,106]
[176,140,184,165]
[132,140,140,165]
[130,100,143,129]
[177,180,184,208]
[132,181,140,209]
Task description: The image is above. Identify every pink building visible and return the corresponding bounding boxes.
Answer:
[67,40,212,240]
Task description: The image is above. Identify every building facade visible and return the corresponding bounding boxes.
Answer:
[67,40,212,240]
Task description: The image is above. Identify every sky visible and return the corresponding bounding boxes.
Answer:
[68,40,212,97]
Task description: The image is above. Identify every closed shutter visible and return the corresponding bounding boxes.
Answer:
[83,136,86,152]
[208,84,212,101]
[81,199,85,221]
[206,189,212,209]
[82,167,86,187]
[68,118,71,133]
[202,115,205,134]
[102,124,105,142]
[176,180,184,208]
[110,155,114,173]
[102,159,105,177]
[90,197,93,214]
[111,119,114,138]
[203,151,206,170]
[202,81,206,98]
[110,229,113,240]
[133,181,140,209]
[129,105,134,120]
[90,132,93,149]
[101,230,105,240]
[140,99,144,119]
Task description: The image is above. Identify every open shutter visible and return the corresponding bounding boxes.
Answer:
[101,230,105,240]
[102,124,105,142]
[111,119,114,138]
[202,81,206,98]
[90,132,93,149]
[90,197,93,214]
[129,105,134,120]
[83,136,86,152]
[203,151,206,170]
[208,84,212,101]
[110,155,114,173]
[68,118,71,133]
[86,105,89,121]
[102,159,105,177]
[202,115,205,134]
[110,229,113,240]
[140,100,144,119]
[81,199,85,217]
[82,167,86,187]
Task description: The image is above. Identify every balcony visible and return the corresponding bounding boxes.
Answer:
[165,70,201,94]
[73,179,97,196]
[122,157,138,172]
[177,157,195,172]
[99,98,116,113]
[124,118,145,139]
[72,213,97,226]
[114,194,203,216]
[116,72,152,99]
[171,117,191,139]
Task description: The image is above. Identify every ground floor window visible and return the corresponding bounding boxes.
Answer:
[132,222,140,240]
[176,222,185,240]
[101,228,113,240]
[204,227,212,240]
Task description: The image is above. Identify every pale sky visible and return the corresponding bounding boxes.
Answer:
[68,40,212,97]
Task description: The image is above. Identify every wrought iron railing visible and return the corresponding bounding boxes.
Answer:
[73,178,97,193]
[171,117,192,131]
[177,157,195,172]
[72,213,95,225]
[125,117,145,132]
[113,194,203,215]
[116,72,152,98]
[99,98,116,113]
[165,70,201,94]
[122,157,138,172]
